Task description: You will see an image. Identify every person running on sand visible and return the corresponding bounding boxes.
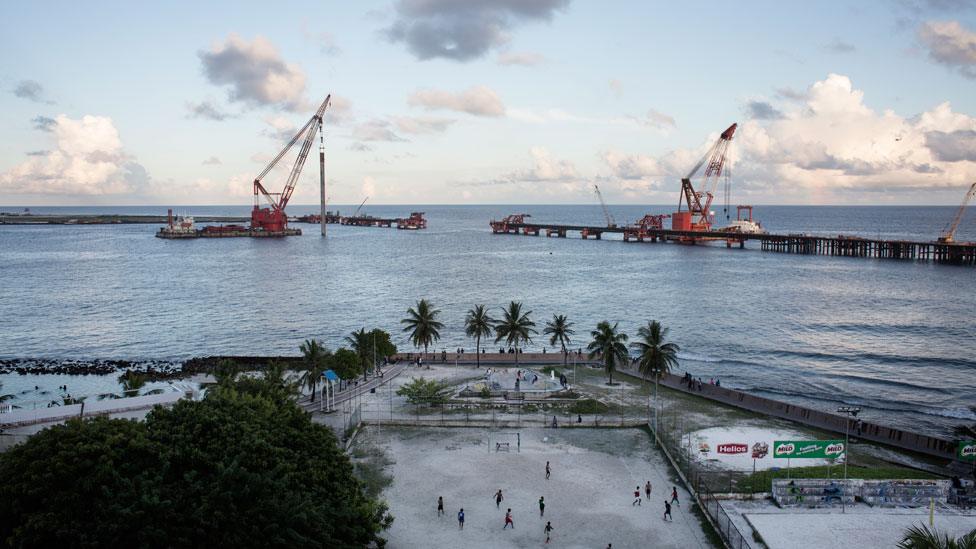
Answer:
[458,508,465,529]
[664,500,673,521]
[504,508,514,529]
[437,496,444,516]
[495,489,504,508]
[633,486,642,506]
[544,521,553,543]
[645,480,652,499]
[671,486,680,506]
[539,496,545,517]
[545,461,551,479]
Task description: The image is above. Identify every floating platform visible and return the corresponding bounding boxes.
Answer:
[1,214,248,225]
[294,211,427,229]
[156,226,301,239]
[490,217,976,266]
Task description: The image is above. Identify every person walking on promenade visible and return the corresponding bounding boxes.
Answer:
[539,496,546,517]
[645,480,652,500]
[495,489,504,508]
[544,521,553,543]
[663,500,673,521]
[504,508,514,529]
[458,508,465,529]
[545,461,551,480]
[671,486,680,506]
[437,496,444,516]
[633,486,642,506]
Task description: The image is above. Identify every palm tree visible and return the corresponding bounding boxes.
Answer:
[631,320,680,422]
[299,339,327,402]
[494,301,537,367]
[464,304,494,369]
[401,299,444,358]
[345,328,372,381]
[898,525,976,548]
[587,321,629,385]
[544,314,575,367]
[118,371,148,397]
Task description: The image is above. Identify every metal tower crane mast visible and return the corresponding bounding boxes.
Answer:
[251,94,331,232]
[938,181,976,243]
[594,185,616,228]
[353,196,369,217]
[676,123,737,231]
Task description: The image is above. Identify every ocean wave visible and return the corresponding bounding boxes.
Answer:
[677,352,722,363]
[750,386,975,422]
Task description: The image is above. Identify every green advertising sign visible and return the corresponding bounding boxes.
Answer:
[959,441,976,462]
[773,440,846,459]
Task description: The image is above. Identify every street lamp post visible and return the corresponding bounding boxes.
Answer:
[837,405,861,514]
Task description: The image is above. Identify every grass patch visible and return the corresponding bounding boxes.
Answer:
[568,398,610,414]
[736,464,940,493]
[352,443,396,498]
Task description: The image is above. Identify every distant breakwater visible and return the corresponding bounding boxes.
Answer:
[0,356,304,380]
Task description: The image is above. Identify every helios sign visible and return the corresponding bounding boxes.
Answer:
[717,443,748,454]
[773,440,845,459]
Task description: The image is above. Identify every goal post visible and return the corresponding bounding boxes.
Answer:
[488,432,521,453]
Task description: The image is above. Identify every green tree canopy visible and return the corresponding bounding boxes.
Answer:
[331,347,362,380]
[898,525,976,549]
[587,321,629,385]
[464,304,494,369]
[494,301,536,367]
[395,377,453,406]
[631,320,680,380]
[543,314,575,366]
[401,299,443,356]
[0,373,392,547]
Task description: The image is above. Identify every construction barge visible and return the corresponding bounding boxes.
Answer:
[296,211,428,229]
[489,214,976,266]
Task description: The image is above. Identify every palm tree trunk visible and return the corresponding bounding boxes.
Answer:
[476,334,481,369]
[562,345,567,367]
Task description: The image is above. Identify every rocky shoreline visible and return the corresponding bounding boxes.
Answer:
[0,356,305,380]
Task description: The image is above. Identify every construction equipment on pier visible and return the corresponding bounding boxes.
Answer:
[594,185,616,228]
[938,181,976,243]
[251,94,331,233]
[673,123,737,233]
[353,196,369,217]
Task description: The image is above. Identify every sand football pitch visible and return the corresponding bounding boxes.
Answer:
[354,426,712,548]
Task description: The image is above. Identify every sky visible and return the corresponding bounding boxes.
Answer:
[2,0,976,206]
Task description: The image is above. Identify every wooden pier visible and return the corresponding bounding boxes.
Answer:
[490,218,976,266]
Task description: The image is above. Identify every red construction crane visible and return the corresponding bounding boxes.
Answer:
[672,123,737,232]
[938,181,976,243]
[251,94,332,232]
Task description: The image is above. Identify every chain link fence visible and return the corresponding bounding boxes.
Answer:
[651,404,753,549]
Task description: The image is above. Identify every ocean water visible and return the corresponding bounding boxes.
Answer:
[1,204,974,436]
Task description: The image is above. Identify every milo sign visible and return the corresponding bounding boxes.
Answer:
[959,441,976,462]
[773,440,846,459]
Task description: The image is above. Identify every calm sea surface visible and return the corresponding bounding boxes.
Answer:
[1,204,974,436]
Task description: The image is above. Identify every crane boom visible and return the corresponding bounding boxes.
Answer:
[594,185,616,228]
[675,123,736,232]
[353,196,369,217]
[251,94,331,232]
[939,181,976,243]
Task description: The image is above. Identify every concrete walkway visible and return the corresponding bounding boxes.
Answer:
[299,360,409,413]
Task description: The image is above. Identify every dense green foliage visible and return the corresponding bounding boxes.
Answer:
[0,372,392,548]
[587,321,629,385]
[464,304,494,369]
[331,348,362,380]
[736,464,940,493]
[299,339,327,401]
[401,299,444,356]
[631,320,679,380]
[494,301,536,367]
[544,314,575,366]
[395,377,453,405]
[899,525,976,549]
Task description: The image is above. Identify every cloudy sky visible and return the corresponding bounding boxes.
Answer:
[2,1,976,206]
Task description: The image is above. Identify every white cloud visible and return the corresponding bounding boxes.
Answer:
[352,119,406,142]
[408,85,506,116]
[642,109,676,130]
[0,114,148,195]
[385,0,570,62]
[918,20,976,78]
[497,51,546,66]
[199,34,308,111]
[362,176,377,198]
[608,79,623,97]
[392,116,455,134]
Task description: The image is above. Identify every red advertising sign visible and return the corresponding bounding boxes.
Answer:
[752,442,769,459]
[717,443,748,454]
